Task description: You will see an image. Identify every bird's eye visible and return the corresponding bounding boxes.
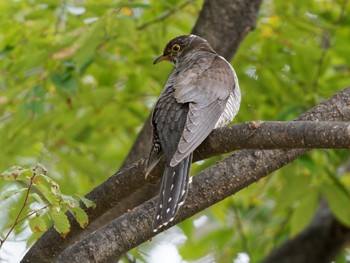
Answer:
[171,44,181,52]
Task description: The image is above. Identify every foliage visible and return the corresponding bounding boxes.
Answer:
[0,0,349,262]
[0,164,94,249]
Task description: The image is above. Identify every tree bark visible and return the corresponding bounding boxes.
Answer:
[192,0,261,59]
[195,120,350,159]
[21,120,350,262]
[53,87,350,262]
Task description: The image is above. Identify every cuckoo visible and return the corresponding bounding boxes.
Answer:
[146,35,241,232]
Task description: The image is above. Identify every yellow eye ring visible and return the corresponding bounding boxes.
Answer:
[171,44,181,52]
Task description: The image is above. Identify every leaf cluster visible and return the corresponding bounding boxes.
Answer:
[0,165,94,248]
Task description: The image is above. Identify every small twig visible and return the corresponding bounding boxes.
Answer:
[16,204,51,225]
[0,113,14,124]
[311,34,329,93]
[137,0,195,30]
[0,168,37,250]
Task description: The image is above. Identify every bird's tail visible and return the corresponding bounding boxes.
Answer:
[153,153,193,232]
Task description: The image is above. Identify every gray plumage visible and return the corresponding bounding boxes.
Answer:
[146,34,241,232]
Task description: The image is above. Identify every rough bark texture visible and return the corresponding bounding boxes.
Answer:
[21,1,263,262]
[192,0,260,59]
[21,119,350,262]
[195,120,350,160]
[261,203,350,263]
[53,87,350,262]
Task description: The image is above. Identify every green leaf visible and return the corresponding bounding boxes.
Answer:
[0,166,32,181]
[32,174,61,207]
[30,193,44,204]
[62,194,80,208]
[274,174,311,211]
[297,155,317,173]
[289,190,318,236]
[50,71,78,95]
[0,188,27,202]
[74,21,105,74]
[49,210,70,236]
[70,207,89,228]
[29,215,47,233]
[12,49,50,77]
[322,183,350,226]
[181,228,232,260]
[22,85,45,116]
[0,45,14,59]
[79,195,96,209]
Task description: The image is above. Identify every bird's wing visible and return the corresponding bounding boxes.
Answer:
[151,83,190,164]
[170,55,236,166]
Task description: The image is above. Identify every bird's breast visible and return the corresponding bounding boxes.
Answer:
[215,84,241,128]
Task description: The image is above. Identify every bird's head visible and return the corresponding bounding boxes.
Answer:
[153,34,215,66]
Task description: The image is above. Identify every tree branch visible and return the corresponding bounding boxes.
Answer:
[22,87,350,262]
[195,120,350,160]
[53,87,350,262]
[137,0,195,30]
[192,0,261,59]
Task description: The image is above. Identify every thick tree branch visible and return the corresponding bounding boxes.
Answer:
[260,203,350,263]
[195,120,350,160]
[21,120,350,261]
[192,0,261,59]
[53,87,350,262]
[22,87,350,262]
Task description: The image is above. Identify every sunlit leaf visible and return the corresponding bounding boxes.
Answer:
[290,190,318,236]
[70,206,89,228]
[79,195,96,209]
[0,188,27,202]
[322,183,350,226]
[49,210,70,236]
[74,21,105,74]
[62,194,80,208]
[0,166,32,181]
[23,85,46,116]
[30,193,44,204]
[29,215,47,233]
[32,174,61,207]
[50,71,78,95]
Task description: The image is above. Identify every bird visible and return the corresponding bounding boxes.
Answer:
[146,34,241,232]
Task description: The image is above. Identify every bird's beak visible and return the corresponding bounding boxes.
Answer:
[153,54,170,64]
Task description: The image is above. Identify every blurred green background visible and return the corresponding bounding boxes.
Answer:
[0,0,349,262]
